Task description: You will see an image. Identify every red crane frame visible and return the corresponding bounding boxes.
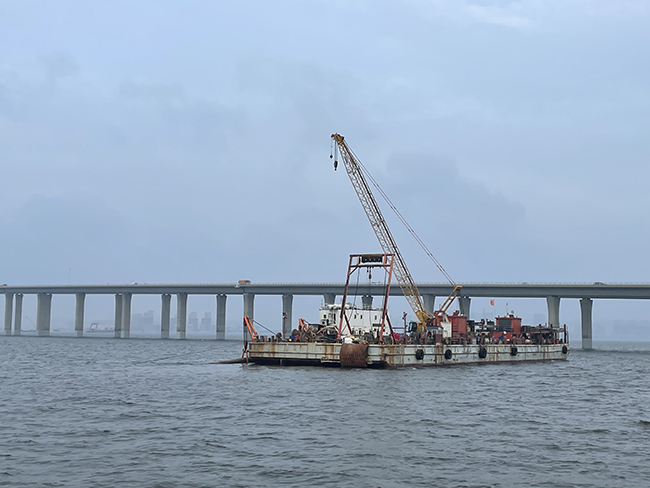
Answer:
[337,253,396,344]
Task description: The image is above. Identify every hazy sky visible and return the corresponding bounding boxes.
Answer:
[1,1,649,334]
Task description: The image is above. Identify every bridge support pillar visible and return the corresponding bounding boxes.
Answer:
[176,292,187,340]
[14,294,22,336]
[323,293,336,305]
[161,294,171,339]
[36,293,52,336]
[423,295,436,315]
[243,293,255,341]
[216,294,226,340]
[114,294,123,338]
[75,292,85,337]
[580,298,593,350]
[459,296,471,317]
[282,294,293,337]
[362,295,373,310]
[4,293,13,335]
[121,292,132,339]
[546,296,561,328]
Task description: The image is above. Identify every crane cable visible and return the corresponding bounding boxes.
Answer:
[344,144,457,287]
[253,318,280,336]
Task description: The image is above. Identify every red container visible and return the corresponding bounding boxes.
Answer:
[449,311,468,339]
[496,315,521,334]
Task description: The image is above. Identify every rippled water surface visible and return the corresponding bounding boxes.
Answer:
[1,336,650,487]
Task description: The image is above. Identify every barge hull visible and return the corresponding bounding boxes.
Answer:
[248,342,569,367]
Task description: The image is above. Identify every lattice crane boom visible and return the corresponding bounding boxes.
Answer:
[332,133,433,326]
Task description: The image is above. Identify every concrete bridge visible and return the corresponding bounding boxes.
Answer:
[3,282,650,348]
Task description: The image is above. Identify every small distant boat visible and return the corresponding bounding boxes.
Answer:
[86,322,114,333]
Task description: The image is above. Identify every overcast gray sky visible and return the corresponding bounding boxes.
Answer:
[1,1,649,335]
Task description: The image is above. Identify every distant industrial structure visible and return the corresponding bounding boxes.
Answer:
[3,282,650,348]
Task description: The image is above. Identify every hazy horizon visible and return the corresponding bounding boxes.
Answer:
[2,1,649,341]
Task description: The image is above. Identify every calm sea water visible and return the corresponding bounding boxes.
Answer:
[1,336,649,488]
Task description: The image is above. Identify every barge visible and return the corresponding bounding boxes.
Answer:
[245,304,569,368]
[241,134,570,368]
[248,341,569,368]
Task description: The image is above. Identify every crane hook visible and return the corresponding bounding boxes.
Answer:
[331,140,339,171]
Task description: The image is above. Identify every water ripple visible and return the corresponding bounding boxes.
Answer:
[2,337,650,487]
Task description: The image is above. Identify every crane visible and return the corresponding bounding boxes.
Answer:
[331,133,462,332]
